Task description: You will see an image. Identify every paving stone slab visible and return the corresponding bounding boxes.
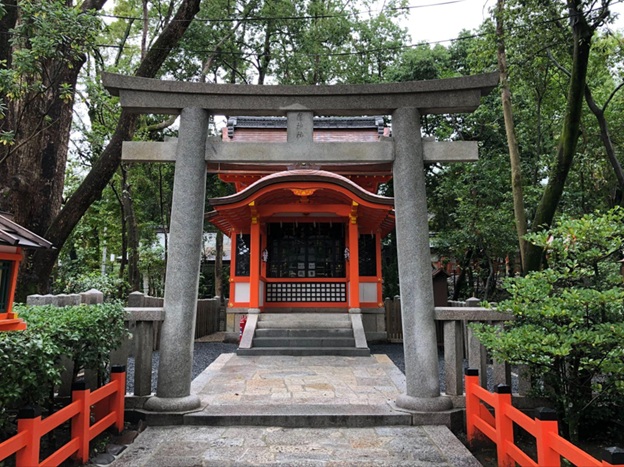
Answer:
[109,425,480,466]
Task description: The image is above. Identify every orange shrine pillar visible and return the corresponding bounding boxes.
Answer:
[348,202,360,310]
[5,250,22,315]
[249,202,261,310]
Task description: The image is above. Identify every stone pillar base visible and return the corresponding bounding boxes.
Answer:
[144,394,201,413]
[395,394,453,412]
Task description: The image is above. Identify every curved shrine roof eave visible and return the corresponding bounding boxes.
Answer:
[208,169,394,208]
[102,72,499,116]
[0,214,54,249]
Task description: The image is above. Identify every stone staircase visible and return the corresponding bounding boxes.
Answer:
[237,313,370,356]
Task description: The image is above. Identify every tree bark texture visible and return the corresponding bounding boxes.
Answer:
[524,2,594,272]
[496,0,528,272]
[24,0,202,296]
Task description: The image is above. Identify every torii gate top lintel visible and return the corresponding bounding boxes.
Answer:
[102,72,498,116]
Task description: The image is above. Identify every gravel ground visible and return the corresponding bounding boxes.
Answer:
[125,340,509,394]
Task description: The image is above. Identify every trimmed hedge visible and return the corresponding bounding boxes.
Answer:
[0,302,127,438]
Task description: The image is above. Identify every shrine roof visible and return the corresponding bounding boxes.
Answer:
[206,170,395,236]
[210,169,394,207]
[0,213,54,249]
[226,116,386,139]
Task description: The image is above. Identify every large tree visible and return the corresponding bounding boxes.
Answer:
[511,0,615,271]
[0,0,202,297]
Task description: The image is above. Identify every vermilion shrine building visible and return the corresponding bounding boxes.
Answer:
[207,117,394,339]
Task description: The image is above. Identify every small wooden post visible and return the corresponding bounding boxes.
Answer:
[71,380,91,464]
[111,365,126,433]
[534,407,560,467]
[493,384,514,467]
[464,368,480,445]
[15,406,41,467]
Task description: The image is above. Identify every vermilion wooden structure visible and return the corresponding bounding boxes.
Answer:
[0,366,126,466]
[465,369,624,467]
[206,117,395,312]
[0,213,53,331]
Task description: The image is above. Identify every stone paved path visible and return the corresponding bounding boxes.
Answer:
[191,353,405,408]
[109,424,481,466]
[109,354,481,466]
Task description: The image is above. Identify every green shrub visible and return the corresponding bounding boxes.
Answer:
[16,302,127,383]
[472,208,624,443]
[1,303,127,438]
[0,330,62,438]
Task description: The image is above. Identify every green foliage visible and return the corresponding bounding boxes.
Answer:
[0,302,127,437]
[0,1,100,101]
[52,271,129,302]
[0,330,61,437]
[472,208,624,441]
[17,303,127,381]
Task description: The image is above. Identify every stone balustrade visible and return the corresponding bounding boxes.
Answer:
[26,288,104,306]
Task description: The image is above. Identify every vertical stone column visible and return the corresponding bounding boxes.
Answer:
[392,107,451,412]
[145,108,208,412]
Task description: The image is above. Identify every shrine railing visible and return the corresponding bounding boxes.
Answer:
[0,366,126,467]
[465,369,624,467]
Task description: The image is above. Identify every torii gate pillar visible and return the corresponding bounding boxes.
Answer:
[144,108,208,412]
[392,107,452,411]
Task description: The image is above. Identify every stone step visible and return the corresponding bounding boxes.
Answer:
[254,328,354,338]
[252,337,356,348]
[257,313,351,329]
[237,347,370,357]
[180,405,411,428]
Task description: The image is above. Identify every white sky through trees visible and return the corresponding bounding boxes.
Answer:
[403,0,624,44]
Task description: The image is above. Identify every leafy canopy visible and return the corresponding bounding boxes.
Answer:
[473,207,624,440]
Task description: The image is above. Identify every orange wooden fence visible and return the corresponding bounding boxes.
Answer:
[0,365,126,466]
[465,368,624,467]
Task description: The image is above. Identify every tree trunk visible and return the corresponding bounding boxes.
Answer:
[584,84,624,204]
[524,2,594,272]
[496,0,528,272]
[121,165,140,291]
[452,249,473,300]
[25,0,202,296]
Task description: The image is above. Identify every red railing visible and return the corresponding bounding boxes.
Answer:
[0,365,126,466]
[465,368,624,467]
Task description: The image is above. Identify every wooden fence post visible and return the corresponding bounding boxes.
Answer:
[534,407,560,467]
[464,368,480,445]
[15,406,41,467]
[493,384,514,467]
[110,365,126,433]
[71,380,91,464]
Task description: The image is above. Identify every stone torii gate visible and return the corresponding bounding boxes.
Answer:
[102,72,498,414]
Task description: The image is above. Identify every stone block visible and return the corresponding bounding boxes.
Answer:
[26,294,44,306]
[127,291,145,307]
[81,288,104,304]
